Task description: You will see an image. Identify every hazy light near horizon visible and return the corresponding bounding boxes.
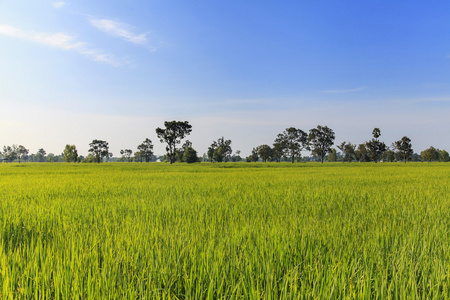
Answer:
[0,1,449,157]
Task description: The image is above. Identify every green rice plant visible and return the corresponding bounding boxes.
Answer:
[0,162,449,298]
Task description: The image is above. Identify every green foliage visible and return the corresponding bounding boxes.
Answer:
[338,142,356,162]
[308,125,335,163]
[136,138,154,162]
[366,128,387,163]
[156,121,192,164]
[256,144,273,162]
[209,137,232,162]
[440,149,450,162]
[421,146,440,162]
[183,147,199,163]
[275,127,308,163]
[328,148,337,162]
[63,144,78,163]
[394,136,413,163]
[247,147,259,162]
[0,163,449,298]
[88,140,111,163]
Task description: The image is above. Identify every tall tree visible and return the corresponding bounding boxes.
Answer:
[275,127,309,163]
[88,140,111,163]
[440,149,450,162]
[382,149,395,162]
[183,147,199,163]
[257,144,273,162]
[308,125,335,164]
[17,145,29,163]
[208,137,232,162]
[137,138,154,162]
[63,145,78,162]
[2,145,17,162]
[393,136,413,163]
[272,141,284,163]
[35,148,47,162]
[421,146,440,162]
[207,142,216,162]
[338,142,356,163]
[120,149,133,162]
[231,150,242,162]
[365,128,387,163]
[248,148,259,162]
[328,148,337,162]
[156,121,192,164]
[213,147,224,162]
[216,137,232,162]
[356,143,369,162]
[176,140,193,162]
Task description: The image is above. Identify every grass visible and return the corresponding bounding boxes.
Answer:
[0,162,449,299]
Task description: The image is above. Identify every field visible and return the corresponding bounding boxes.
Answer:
[0,162,449,299]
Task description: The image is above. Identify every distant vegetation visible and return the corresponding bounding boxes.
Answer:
[1,121,449,163]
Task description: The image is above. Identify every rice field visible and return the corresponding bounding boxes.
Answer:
[0,162,449,299]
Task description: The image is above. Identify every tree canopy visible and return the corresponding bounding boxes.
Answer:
[308,125,335,164]
[156,121,192,164]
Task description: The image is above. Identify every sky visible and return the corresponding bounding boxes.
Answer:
[1,1,449,157]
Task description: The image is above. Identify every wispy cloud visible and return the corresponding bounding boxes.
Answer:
[89,18,155,49]
[52,2,66,9]
[322,87,367,94]
[0,24,124,66]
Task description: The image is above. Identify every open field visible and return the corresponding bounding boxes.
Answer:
[0,162,449,299]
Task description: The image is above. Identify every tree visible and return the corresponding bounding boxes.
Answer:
[63,145,78,162]
[231,150,242,162]
[218,137,232,162]
[137,138,154,162]
[440,149,449,162]
[275,127,309,163]
[88,140,111,163]
[382,149,395,162]
[421,146,440,162]
[248,148,259,162]
[338,142,356,163]
[35,148,47,162]
[257,144,273,162]
[16,145,29,163]
[272,141,284,163]
[156,121,192,164]
[176,140,193,162]
[2,145,17,162]
[208,137,232,162]
[365,128,387,163]
[356,143,369,162]
[393,136,413,163]
[207,143,216,162]
[213,146,224,162]
[120,149,133,162]
[308,125,335,164]
[183,147,199,163]
[328,148,337,162]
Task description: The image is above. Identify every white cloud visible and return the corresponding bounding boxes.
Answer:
[0,24,124,66]
[89,18,154,49]
[52,2,66,9]
[322,87,367,94]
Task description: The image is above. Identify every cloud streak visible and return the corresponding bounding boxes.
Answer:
[52,2,66,9]
[0,24,124,66]
[322,87,367,94]
[89,18,155,50]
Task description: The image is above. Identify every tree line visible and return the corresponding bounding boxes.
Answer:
[1,121,449,164]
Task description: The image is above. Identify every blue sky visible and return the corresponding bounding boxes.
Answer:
[1,1,449,156]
